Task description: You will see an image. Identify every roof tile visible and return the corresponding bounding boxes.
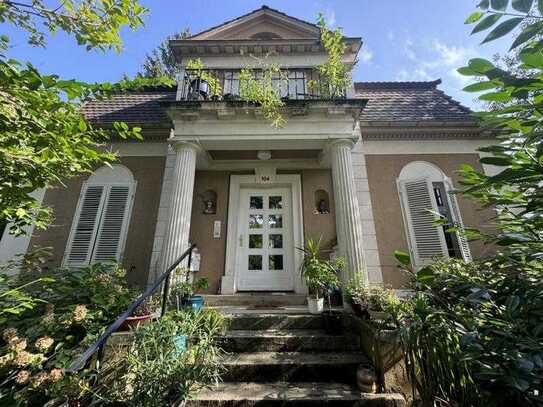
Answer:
[355,80,474,123]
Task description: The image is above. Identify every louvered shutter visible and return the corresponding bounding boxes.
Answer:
[92,185,132,262]
[399,178,448,265]
[66,185,105,265]
[444,180,472,262]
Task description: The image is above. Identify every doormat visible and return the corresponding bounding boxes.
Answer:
[246,305,285,310]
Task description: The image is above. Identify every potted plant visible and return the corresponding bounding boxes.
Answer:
[171,267,209,311]
[121,297,158,330]
[298,238,340,315]
[345,278,398,321]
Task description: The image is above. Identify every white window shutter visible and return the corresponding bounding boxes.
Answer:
[92,185,133,263]
[445,180,472,262]
[399,178,448,265]
[66,185,105,266]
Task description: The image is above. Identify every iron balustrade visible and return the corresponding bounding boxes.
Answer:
[68,243,197,373]
[178,68,328,101]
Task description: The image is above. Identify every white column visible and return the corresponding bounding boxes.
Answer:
[161,141,198,271]
[330,139,367,283]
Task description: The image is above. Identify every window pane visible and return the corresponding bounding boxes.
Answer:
[269,234,283,249]
[249,234,263,249]
[249,214,264,229]
[269,215,283,228]
[248,255,262,270]
[269,255,283,270]
[269,196,283,209]
[250,196,263,209]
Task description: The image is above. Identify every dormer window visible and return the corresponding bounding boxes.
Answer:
[250,32,282,40]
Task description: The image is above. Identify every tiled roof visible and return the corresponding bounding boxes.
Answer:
[83,88,175,127]
[355,79,475,123]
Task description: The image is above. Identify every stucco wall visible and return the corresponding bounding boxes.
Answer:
[301,170,337,253]
[188,171,230,294]
[365,154,495,288]
[28,156,165,287]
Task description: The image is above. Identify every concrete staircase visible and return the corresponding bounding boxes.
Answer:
[187,295,405,406]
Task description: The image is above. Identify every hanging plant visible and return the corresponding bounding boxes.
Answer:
[239,63,287,128]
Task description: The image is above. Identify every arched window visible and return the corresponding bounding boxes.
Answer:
[397,161,472,266]
[63,165,136,266]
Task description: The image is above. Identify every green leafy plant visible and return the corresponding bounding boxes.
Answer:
[297,238,340,299]
[186,58,222,98]
[308,13,352,98]
[239,63,287,128]
[0,263,139,405]
[97,309,226,406]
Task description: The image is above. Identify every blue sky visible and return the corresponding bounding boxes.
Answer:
[4,0,515,109]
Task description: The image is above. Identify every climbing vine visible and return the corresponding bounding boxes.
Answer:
[309,13,352,98]
[186,58,222,98]
[239,63,287,128]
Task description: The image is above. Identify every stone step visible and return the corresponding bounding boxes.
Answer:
[186,382,406,407]
[204,294,307,307]
[221,330,360,353]
[221,351,368,383]
[226,313,324,330]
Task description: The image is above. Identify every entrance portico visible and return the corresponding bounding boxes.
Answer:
[157,99,373,293]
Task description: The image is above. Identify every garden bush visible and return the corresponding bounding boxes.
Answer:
[0,261,138,406]
[96,308,227,406]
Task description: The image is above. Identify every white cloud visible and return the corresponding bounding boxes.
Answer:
[427,40,476,68]
[359,46,373,64]
[387,31,395,41]
[324,9,336,27]
[403,38,416,60]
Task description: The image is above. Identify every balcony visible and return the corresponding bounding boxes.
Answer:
[178,68,341,102]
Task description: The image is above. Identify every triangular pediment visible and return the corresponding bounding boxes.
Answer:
[189,6,320,40]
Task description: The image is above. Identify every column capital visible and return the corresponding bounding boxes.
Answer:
[169,140,201,153]
[328,138,356,151]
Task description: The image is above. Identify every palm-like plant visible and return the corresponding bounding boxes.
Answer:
[298,238,340,299]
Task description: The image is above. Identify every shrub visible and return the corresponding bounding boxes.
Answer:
[0,262,138,406]
[393,255,543,407]
[98,308,226,406]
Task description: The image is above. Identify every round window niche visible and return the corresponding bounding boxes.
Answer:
[314,189,330,215]
[200,190,217,215]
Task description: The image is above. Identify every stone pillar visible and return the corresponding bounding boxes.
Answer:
[330,139,367,283]
[161,141,198,270]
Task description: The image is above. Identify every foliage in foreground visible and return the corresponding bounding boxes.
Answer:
[96,309,227,406]
[387,2,543,406]
[0,262,138,406]
[392,255,542,407]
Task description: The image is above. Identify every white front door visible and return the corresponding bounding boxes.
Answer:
[236,188,295,291]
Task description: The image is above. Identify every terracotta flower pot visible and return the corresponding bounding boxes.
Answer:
[120,313,153,331]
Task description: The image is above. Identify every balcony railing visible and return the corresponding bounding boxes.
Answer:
[178,69,341,101]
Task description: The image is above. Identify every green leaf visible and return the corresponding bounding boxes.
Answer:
[491,0,509,10]
[463,81,499,92]
[417,267,436,282]
[465,11,485,24]
[457,66,479,76]
[481,17,524,44]
[512,0,534,12]
[480,156,512,166]
[479,0,491,8]
[393,250,411,266]
[472,13,503,34]
[469,58,496,72]
[480,91,513,102]
[510,23,542,50]
[539,0,543,14]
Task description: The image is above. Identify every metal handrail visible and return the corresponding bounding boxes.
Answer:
[68,243,197,372]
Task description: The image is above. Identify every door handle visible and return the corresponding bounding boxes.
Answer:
[239,235,243,247]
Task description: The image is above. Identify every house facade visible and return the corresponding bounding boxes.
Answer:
[0,6,496,293]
